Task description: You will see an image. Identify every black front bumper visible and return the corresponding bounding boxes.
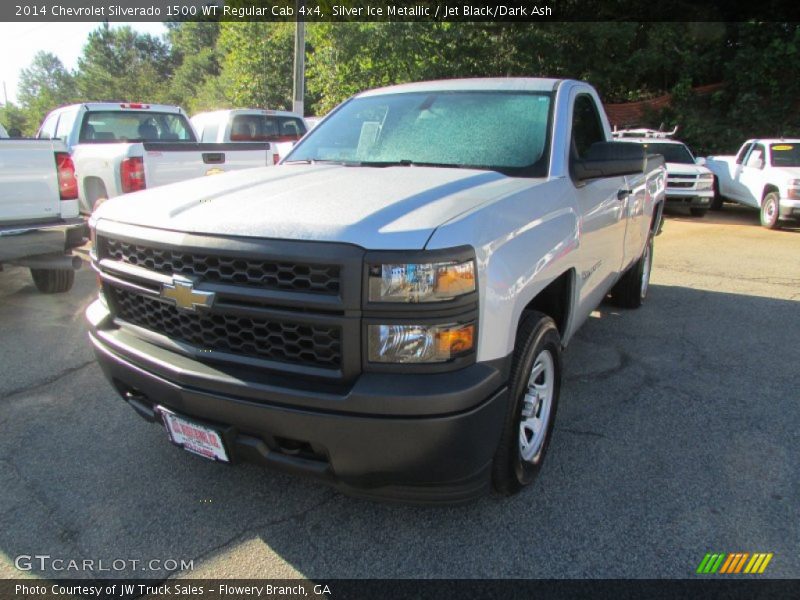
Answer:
[88,299,510,504]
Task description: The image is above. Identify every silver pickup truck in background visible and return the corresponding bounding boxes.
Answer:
[87,78,665,502]
[0,138,84,293]
[191,108,309,163]
[38,103,277,215]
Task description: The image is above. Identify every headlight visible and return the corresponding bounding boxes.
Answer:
[368,322,475,363]
[368,259,475,303]
[696,173,715,191]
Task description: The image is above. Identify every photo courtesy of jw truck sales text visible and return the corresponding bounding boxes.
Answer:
[0,4,798,596]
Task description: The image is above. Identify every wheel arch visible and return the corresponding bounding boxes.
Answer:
[762,184,780,205]
[83,176,109,211]
[518,269,575,343]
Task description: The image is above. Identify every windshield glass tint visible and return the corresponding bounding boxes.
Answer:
[640,142,695,164]
[230,115,307,142]
[288,91,553,175]
[79,111,196,143]
[770,143,800,167]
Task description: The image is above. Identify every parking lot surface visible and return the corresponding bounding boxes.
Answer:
[0,205,798,580]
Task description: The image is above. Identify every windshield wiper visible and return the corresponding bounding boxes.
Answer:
[356,160,495,170]
[282,159,351,165]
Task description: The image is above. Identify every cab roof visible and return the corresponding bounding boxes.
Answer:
[357,78,562,97]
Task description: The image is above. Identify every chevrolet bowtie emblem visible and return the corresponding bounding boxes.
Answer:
[160,277,215,312]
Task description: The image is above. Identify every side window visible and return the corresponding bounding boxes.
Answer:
[745,144,766,169]
[38,114,59,139]
[735,143,752,165]
[55,109,77,143]
[570,94,605,161]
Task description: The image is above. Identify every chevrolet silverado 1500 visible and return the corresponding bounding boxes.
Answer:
[1,138,84,292]
[38,103,277,215]
[87,78,666,502]
[705,139,800,228]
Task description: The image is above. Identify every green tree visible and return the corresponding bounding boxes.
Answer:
[17,51,77,131]
[75,24,173,103]
[0,102,30,136]
[213,22,295,110]
[164,21,222,112]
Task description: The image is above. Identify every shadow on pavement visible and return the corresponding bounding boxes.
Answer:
[0,283,798,580]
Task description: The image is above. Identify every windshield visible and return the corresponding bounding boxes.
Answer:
[230,114,307,142]
[770,143,800,167]
[286,91,553,176]
[79,111,196,143]
[639,142,695,164]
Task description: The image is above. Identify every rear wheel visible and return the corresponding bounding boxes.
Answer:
[30,268,75,293]
[610,235,653,309]
[760,192,781,229]
[492,311,561,496]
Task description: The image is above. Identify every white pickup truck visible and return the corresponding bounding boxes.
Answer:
[38,103,277,215]
[87,78,666,502]
[0,138,84,292]
[704,139,800,229]
[190,109,308,163]
[613,130,714,217]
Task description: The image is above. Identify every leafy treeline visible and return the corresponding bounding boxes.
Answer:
[2,22,799,154]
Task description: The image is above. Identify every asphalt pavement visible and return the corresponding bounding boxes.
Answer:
[0,204,798,580]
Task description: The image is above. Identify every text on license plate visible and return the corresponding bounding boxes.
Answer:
[157,407,229,463]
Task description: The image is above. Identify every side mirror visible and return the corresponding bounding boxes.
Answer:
[573,142,646,181]
[695,157,706,166]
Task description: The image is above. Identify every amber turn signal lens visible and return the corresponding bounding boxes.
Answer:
[435,324,475,356]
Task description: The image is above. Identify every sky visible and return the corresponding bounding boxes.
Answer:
[0,22,167,104]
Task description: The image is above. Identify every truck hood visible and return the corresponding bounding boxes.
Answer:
[94,164,540,249]
[665,163,710,176]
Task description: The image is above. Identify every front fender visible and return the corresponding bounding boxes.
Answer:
[426,179,580,362]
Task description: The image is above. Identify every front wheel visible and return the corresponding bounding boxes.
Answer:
[492,311,562,496]
[760,192,781,229]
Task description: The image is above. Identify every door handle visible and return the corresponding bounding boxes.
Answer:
[617,188,631,200]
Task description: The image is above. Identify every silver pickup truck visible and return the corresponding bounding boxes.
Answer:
[1,138,84,292]
[87,78,666,502]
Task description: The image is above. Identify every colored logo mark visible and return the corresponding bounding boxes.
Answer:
[696,552,773,574]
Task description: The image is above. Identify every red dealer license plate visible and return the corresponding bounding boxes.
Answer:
[156,407,230,463]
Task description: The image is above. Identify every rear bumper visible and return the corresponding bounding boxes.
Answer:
[0,218,86,262]
[87,299,510,504]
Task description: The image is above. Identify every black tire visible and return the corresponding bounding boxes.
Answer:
[709,177,724,211]
[760,192,781,230]
[610,235,653,309]
[492,311,562,496]
[689,207,707,217]
[30,268,75,293]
